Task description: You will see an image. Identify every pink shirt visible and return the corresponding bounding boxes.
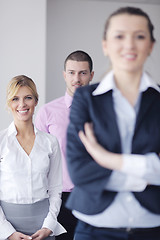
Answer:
[35,92,74,192]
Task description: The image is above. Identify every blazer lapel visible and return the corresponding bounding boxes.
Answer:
[134,88,158,134]
[100,90,122,153]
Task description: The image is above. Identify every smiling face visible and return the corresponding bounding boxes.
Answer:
[102,14,154,75]
[63,60,94,96]
[9,86,37,124]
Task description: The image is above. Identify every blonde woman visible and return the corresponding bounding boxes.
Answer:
[0,75,66,240]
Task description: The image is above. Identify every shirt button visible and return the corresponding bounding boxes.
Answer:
[129,217,133,223]
[128,126,133,132]
[126,196,133,202]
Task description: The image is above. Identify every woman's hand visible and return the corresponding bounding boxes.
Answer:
[8,232,32,240]
[31,228,52,240]
[79,122,123,170]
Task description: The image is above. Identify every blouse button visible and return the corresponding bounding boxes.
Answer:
[126,195,133,202]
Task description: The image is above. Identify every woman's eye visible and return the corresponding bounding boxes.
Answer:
[136,35,145,39]
[115,35,123,39]
[12,97,18,101]
[26,96,33,100]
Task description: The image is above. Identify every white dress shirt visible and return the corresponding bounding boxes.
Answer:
[73,71,160,228]
[0,122,66,238]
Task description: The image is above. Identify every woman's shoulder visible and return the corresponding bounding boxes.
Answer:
[74,83,99,99]
[79,82,99,92]
[0,127,9,140]
[0,127,9,152]
[35,127,58,144]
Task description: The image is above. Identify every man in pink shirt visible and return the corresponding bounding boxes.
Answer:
[35,50,94,240]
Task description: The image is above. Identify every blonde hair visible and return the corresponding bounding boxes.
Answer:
[7,75,39,108]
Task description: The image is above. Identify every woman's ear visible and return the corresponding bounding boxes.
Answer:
[102,40,108,56]
[148,42,155,56]
[35,100,38,106]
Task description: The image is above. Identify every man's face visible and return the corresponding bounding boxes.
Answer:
[63,60,94,96]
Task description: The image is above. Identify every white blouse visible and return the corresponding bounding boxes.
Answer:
[0,122,66,238]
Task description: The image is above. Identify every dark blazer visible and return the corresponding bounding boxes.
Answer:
[66,83,160,215]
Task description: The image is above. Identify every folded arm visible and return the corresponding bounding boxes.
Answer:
[79,122,160,192]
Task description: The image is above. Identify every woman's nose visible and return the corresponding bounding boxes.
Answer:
[125,36,135,49]
[19,99,26,107]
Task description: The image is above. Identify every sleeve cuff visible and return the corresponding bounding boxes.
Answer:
[0,220,16,239]
[121,154,147,177]
[42,214,66,236]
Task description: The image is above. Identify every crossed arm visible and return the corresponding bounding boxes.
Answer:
[79,122,123,171]
[78,122,160,192]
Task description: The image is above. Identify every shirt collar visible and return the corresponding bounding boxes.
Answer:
[8,121,38,137]
[92,70,160,96]
[139,72,160,93]
[8,122,17,136]
[65,91,73,108]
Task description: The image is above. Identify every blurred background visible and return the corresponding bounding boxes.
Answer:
[1,0,160,130]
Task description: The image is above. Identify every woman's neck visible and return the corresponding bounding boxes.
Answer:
[113,70,143,106]
[15,120,35,156]
[14,120,34,137]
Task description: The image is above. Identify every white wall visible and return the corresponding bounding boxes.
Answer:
[0,0,46,130]
[1,0,160,131]
[46,0,160,102]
